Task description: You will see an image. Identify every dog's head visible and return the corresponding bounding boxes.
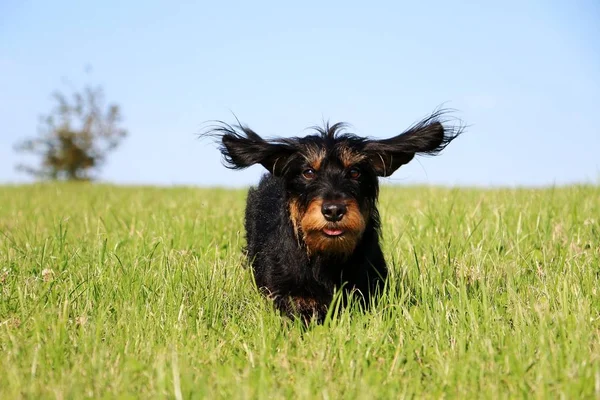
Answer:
[207,109,463,258]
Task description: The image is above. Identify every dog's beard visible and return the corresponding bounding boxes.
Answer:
[290,198,367,257]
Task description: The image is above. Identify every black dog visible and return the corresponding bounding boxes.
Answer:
[208,110,463,323]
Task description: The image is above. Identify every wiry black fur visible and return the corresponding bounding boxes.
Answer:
[244,175,387,321]
[204,109,464,323]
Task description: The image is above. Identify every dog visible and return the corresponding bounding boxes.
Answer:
[207,109,463,323]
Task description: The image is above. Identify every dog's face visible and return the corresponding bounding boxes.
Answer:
[208,110,462,257]
[282,134,378,257]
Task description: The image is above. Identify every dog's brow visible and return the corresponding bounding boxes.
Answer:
[302,145,326,170]
[338,146,366,168]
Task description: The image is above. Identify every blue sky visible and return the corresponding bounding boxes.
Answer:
[1,0,599,187]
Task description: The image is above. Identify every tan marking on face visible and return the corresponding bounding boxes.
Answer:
[288,198,302,239]
[303,145,326,170]
[338,146,367,168]
[300,198,367,257]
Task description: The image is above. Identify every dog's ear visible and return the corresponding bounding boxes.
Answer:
[208,122,296,176]
[363,110,464,177]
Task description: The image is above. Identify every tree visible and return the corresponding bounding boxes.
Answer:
[15,82,127,181]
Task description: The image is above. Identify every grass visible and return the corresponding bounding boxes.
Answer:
[0,183,599,399]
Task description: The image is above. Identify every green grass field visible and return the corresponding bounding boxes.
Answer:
[1,183,599,398]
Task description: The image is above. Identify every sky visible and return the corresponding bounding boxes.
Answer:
[1,0,599,187]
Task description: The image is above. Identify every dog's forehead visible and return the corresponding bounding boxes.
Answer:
[297,137,365,169]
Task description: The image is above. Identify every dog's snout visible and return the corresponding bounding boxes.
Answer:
[321,202,347,222]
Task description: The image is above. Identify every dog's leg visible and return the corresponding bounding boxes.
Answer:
[275,295,328,324]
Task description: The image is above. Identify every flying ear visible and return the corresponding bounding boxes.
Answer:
[206,122,296,176]
[364,110,464,177]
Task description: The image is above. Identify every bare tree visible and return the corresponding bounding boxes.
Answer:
[15,82,127,181]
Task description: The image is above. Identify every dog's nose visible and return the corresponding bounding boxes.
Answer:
[321,202,347,222]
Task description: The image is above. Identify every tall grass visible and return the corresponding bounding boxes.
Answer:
[1,183,599,398]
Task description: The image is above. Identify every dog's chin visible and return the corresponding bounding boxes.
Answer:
[303,226,363,257]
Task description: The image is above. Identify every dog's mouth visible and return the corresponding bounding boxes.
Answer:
[322,227,345,237]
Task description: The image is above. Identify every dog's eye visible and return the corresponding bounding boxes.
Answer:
[348,167,361,180]
[302,168,316,180]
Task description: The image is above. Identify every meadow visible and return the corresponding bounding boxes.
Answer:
[0,183,599,399]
